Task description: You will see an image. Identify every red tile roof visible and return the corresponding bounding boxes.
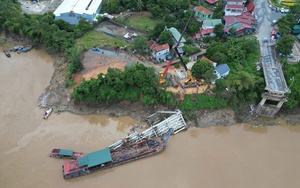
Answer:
[206,0,218,4]
[194,6,212,15]
[226,4,244,9]
[149,42,169,52]
[246,1,255,13]
[223,13,255,32]
[200,56,214,65]
[200,28,214,35]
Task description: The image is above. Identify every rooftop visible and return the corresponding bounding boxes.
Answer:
[215,64,230,75]
[59,149,73,156]
[54,0,102,16]
[78,148,112,168]
[206,0,219,4]
[167,27,186,43]
[194,6,212,15]
[226,4,244,9]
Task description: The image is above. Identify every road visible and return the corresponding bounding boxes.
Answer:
[254,0,290,94]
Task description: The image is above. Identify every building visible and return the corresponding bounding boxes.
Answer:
[54,0,103,25]
[223,13,255,36]
[164,27,186,56]
[194,6,213,22]
[148,40,170,62]
[224,4,245,16]
[226,0,246,5]
[197,19,222,39]
[215,64,230,79]
[205,0,219,5]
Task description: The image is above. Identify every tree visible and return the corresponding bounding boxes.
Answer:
[136,0,144,11]
[133,35,148,53]
[159,30,174,47]
[191,60,214,79]
[147,4,163,18]
[276,15,294,35]
[187,19,199,34]
[176,0,191,10]
[276,35,296,56]
[203,69,217,84]
[213,23,225,39]
[107,0,122,14]
[289,4,300,22]
[149,22,166,39]
[214,79,227,93]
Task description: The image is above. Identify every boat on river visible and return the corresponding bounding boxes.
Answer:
[3,49,11,57]
[43,108,52,119]
[61,128,173,179]
[49,149,85,159]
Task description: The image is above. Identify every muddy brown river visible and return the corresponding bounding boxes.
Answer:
[1,44,300,188]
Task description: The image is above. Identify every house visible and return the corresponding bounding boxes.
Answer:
[223,13,255,36]
[200,56,217,67]
[54,0,102,25]
[224,4,245,16]
[148,40,170,62]
[197,19,222,39]
[194,6,213,22]
[226,0,246,5]
[205,0,219,5]
[215,64,230,79]
[164,27,186,56]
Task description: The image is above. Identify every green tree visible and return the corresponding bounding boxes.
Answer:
[276,35,296,56]
[107,0,122,14]
[276,15,294,35]
[136,0,144,11]
[159,30,174,46]
[203,69,217,84]
[213,23,225,39]
[176,0,190,10]
[133,35,148,53]
[191,60,214,79]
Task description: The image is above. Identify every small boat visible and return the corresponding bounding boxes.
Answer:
[3,49,11,57]
[43,108,53,119]
[49,149,85,159]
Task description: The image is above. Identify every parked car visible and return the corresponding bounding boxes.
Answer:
[271,20,277,26]
[287,54,294,58]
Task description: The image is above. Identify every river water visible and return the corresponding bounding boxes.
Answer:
[1,44,300,188]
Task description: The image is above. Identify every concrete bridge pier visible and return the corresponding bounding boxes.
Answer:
[255,93,288,117]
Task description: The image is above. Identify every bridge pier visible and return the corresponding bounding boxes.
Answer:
[255,93,288,117]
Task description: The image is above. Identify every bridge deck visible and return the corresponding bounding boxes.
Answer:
[260,43,290,94]
[109,110,187,150]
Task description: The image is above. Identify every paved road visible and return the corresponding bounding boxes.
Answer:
[254,0,290,94]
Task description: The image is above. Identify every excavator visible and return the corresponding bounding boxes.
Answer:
[159,60,172,84]
[172,10,197,86]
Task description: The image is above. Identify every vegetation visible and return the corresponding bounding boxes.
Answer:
[205,38,264,104]
[73,64,175,106]
[191,60,214,80]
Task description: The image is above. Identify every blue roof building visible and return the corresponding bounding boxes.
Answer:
[78,148,112,168]
[215,64,230,79]
[54,0,103,25]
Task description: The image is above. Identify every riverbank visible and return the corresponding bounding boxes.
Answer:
[42,52,300,128]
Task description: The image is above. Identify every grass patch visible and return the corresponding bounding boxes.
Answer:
[179,94,227,111]
[128,14,158,31]
[75,30,128,51]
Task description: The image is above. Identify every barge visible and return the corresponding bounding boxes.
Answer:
[61,128,173,179]
[49,149,85,159]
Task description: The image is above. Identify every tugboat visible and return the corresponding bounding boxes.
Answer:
[60,128,174,179]
[49,149,85,159]
[3,49,11,57]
